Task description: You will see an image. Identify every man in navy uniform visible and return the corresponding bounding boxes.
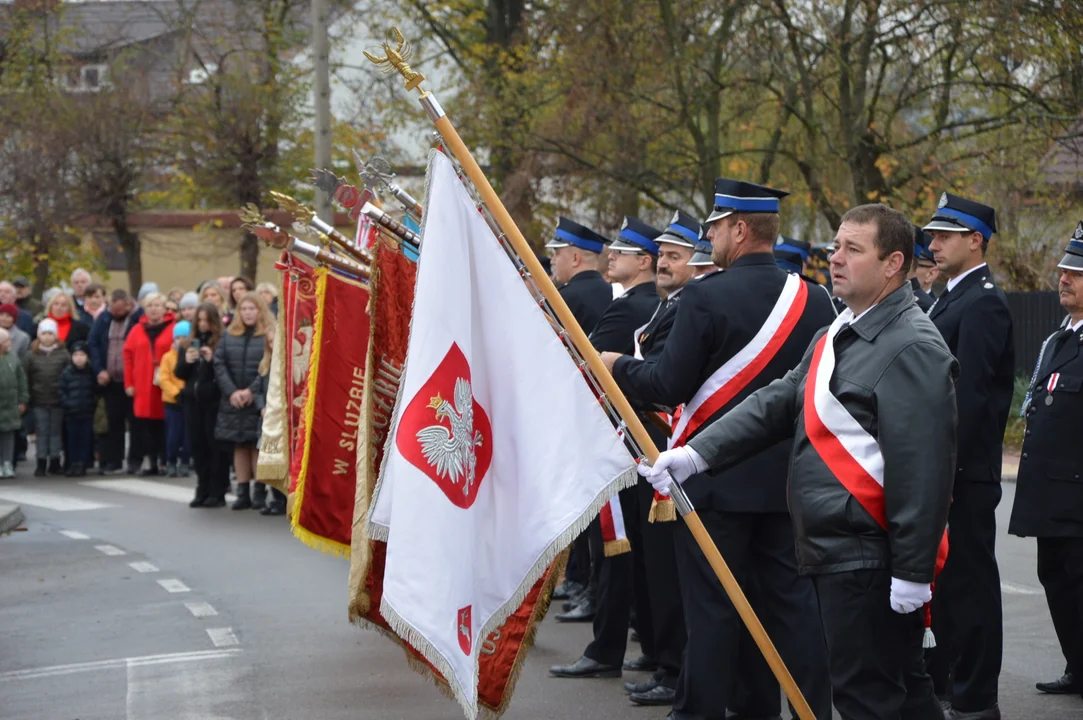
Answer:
[547,217,614,335]
[546,217,614,603]
[600,179,834,720]
[550,217,661,674]
[615,210,699,706]
[1009,221,1083,702]
[909,226,936,312]
[924,193,1014,720]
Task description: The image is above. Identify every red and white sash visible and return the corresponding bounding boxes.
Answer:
[669,274,808,449]
[804,312,949,577]
[599,494,630,556]
[1048,373,1061,393]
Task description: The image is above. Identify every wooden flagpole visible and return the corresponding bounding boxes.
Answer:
[363,29,815,720]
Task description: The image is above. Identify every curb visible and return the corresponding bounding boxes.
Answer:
[0,503,24,535]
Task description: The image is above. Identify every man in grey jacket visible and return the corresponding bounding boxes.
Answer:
[641,204,959,720]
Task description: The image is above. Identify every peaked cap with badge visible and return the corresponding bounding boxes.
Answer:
[688,222,715,266]
[1056,221,1083,271]
[923,192,997,241]
[657,210,702,248]
[705,179,790,223]
[773,236,810,274]
[545,217,610,254]
[608,216,662,255]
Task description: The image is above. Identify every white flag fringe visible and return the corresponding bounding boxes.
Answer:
[368,151,637,718]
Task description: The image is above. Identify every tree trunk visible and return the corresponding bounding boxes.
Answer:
[240,231,259,282]
[32,232,50,298]
[113,216,142,296]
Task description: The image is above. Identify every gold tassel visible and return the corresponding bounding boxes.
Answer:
[603,538,631,557]
[648,497,677,523]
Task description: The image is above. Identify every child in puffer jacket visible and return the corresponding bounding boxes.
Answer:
[158,321,191,477]
[58,340,98,476]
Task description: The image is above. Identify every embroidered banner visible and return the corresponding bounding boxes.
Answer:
[347,239,568,717]
[285,257,319,497]
[291,267,372,556]
[255,256,290,490]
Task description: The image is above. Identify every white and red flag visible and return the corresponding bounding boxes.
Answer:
[368,152,636,717]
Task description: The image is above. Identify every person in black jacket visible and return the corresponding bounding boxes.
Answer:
[58,341,98,476]
[602,180,835,720]
[546,217,614,336]
[617,210,699,707]
[1009,225,1083,700]
[544,217,614,604]
[214,293,270,511]
[174,303,230,508]
[925,194,1014,720]
[550,216,660,678]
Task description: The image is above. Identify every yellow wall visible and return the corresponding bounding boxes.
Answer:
[84,224,356,294]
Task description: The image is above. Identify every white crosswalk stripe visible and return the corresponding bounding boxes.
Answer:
[80,478,235,504]
[0,488,114,512]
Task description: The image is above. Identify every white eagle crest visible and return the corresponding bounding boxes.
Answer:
[416,377,484,495]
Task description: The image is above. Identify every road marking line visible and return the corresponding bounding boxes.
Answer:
[206,628,238,647]
[80,479,235,504]
[0,649,241,682]
[59,530,90,540]
[0,488,114,511]
[94,544,126,556]
[184,601,217,618]
[156,578,190,593]
[1001,581,1042,596]
[128,561,158,573]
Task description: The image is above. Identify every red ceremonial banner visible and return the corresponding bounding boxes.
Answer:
[349,241,561,715]
[283,257,318,492]
[291,267,372,556]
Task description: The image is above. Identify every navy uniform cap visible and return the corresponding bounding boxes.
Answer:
[1057,221,1083,271]
[656,210,702,248]
[774,236,810,263]
[923,193,997,241]
[545,216,609,254]
[913,225,935,264]
[706,178,790,223]
[774,249,805,275]
[609,216,661,256]
[689,223,714,266]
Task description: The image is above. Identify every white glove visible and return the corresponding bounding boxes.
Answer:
[889,577,931,614]
[636,446,709,495]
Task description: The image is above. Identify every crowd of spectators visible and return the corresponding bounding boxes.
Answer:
[0,269,285,515]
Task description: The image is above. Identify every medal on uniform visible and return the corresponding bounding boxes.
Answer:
[1046,373,1060,405]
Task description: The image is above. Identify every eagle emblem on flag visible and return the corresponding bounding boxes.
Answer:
[398,342,493,509]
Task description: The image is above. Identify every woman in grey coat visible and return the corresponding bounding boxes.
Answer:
[214,293,272,510]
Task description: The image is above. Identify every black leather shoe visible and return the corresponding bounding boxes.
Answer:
[549,656,621,678]
[189,495,208,508]
[1036,672,1079,694]
[555,600,595,623]
[624,677,659,694]
[552,580,584,600]
[623,655,658,672]
[630,685,676,706]
[945,705,1001,720]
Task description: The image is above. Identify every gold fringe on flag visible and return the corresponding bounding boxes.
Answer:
[648,497,677,523]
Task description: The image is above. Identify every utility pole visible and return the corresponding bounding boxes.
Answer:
[313,0,333,223]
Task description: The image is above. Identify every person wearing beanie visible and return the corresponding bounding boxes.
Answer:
[0,303,31,361]
[159,320,191,478]
[179,292,199,324]
[0,327,28,478]
[137,282,160,304]
[26,318,70,475]
[58,340,98,476]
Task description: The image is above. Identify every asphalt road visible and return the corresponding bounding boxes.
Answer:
[1,466,1080,720]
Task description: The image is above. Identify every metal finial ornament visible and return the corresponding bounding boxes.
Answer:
[238,203,265,227]
[309,168,344,196]
[269,190,315,225]
[363,27,425,91]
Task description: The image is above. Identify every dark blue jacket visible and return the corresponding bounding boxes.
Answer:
[89,311,131,376]
[58,363,98,418]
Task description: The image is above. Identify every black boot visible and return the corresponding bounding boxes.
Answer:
[72,463,86,477]
[48,458,62,475]
[251,481,267,510]
[231,482,252,510]
[34,459,47,477]
[260,488,287,516]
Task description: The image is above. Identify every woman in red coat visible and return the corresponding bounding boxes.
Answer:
[123,292,175,476]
